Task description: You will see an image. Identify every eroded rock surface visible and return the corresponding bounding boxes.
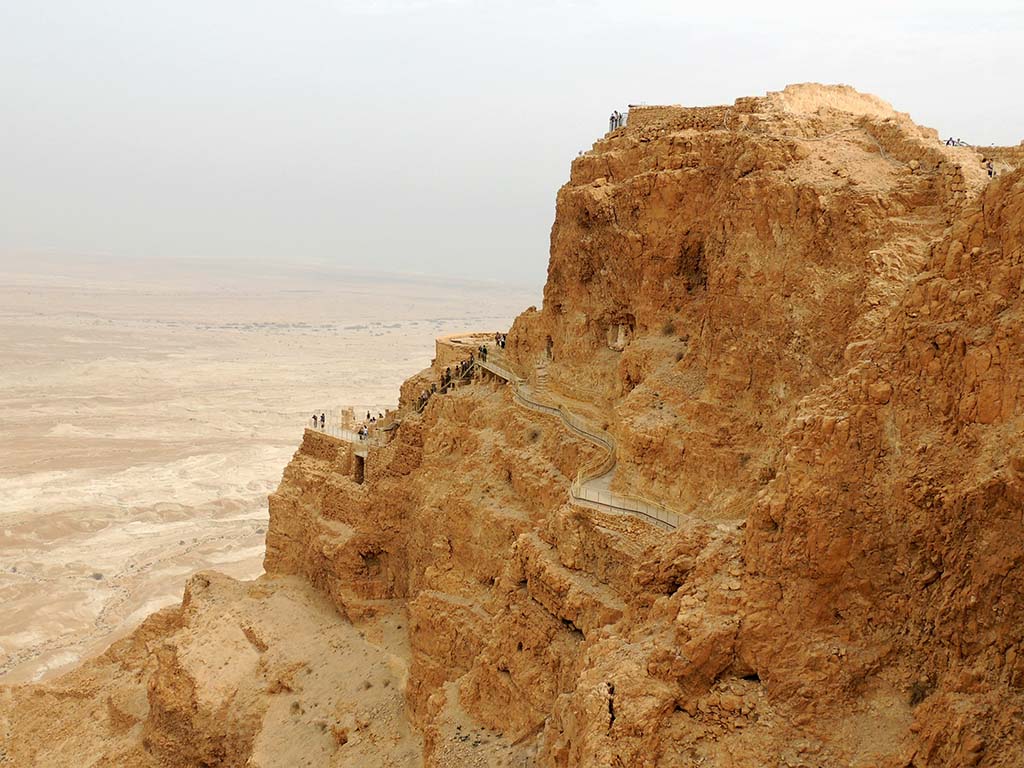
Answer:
[3,84,1023,768]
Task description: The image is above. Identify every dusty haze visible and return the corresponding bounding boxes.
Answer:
[2,0,1022,285]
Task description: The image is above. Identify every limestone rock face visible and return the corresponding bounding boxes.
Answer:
[508,83,989,522]
[4,84,1024,768]
[0,573,421,767]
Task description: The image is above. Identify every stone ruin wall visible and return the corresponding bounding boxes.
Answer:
[624,104,734,132]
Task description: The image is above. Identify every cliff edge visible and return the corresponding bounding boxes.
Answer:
[2,84,1023,768]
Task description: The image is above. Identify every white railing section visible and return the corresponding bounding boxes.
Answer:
[307,409,386,448]
[480,353,679,530]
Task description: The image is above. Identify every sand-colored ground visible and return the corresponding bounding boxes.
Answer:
[0,572,427,767]
[0,256,533,683]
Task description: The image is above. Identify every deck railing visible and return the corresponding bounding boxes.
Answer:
[307,410,387,447]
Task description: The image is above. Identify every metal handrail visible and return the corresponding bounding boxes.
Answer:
[481,351,679,529]
[418,359,477,413]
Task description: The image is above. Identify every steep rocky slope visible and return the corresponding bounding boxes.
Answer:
[2,84,1022,768]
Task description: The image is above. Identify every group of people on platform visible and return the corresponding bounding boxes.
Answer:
[309,409,385,439]
[608,110,625,132]
[311,331,510,430]
[941,138,998,178]
[357,410,384,440]
[440,356,473,390]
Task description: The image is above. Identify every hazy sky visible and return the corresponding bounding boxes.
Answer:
[1,0,1021,286]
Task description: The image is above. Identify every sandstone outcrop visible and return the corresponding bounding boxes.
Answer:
[3,84,1023,767]
[1,573,421,767]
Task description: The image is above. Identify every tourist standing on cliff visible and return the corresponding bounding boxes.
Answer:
[311,413,317,428]
[320,413,325,429]
[609,112,616,132]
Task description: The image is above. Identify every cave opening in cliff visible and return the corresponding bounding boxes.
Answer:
[676,239,708,293]
[361,551,382,577]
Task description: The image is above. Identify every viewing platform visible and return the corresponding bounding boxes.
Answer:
[303,332,682,530]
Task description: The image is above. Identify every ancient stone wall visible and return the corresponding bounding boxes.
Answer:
[623,104,733,132]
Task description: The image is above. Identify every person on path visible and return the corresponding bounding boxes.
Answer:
[320,413,325,429]
[609,112,616,133]
[987,160,995,178]
[312,414,317,428]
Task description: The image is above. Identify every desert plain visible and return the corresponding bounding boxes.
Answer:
[0,254,532,684]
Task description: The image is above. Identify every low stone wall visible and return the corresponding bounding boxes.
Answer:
[625,104,734,133]
[433,332,494,371]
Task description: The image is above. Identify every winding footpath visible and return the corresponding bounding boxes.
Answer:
[475,355,679,530]
[310,350,680,530]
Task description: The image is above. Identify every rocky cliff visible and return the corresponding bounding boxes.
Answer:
[3,84,1023,768]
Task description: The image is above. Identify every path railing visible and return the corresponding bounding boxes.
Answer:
[480,353,679,530]
[307,410,386,448]
[417,359,477,413]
